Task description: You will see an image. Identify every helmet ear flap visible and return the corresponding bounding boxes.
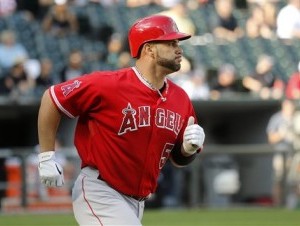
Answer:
[128,15,191,58]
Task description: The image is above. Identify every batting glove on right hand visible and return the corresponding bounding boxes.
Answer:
[183,116,205,155]
[38,151,64,187]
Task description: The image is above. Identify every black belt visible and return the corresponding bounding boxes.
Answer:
[128,195,149,202]
[97,174,149,202]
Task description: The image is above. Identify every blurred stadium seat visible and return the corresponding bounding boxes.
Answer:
[0,4,299,82]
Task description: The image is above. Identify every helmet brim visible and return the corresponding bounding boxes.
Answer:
[152,32,191,42]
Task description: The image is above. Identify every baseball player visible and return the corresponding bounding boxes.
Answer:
[38,15,205,225]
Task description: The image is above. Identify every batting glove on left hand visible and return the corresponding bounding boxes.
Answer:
[183,116,205,155]
[38,151,64,187]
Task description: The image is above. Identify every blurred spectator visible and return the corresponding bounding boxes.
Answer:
[0,60,35,97]
[211,0,244,42]
[185,0,210,10]
[73,0,127,7]
[266,98,297,207]
[245,16,261,39]
[210,63,246,100]
[116,51,133,68]
[267,99,296,155]
[263,2,277,31]
[23,59,42,80]
[0,0,16,17]
[286,62,300,100]
[170,57,210,100]
[69,0,89,6]
[60,50,87,82]
[42,0,79,37]
[242,54,285,99]
[159,2,197,35]
[35,58,54,96]
[245,3,276,39]
[247,0,279,5]
[181,66,210,100]
[160,0,182,8]
[106,33,126,68]
[0,30,29,74]
[126,0,160,8]
[276,0,300,40]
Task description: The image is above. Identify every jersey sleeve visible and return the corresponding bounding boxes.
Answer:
[49,72,108,118]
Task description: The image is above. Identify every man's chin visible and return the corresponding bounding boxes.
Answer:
[172,64,181,73]
[159,62,181,74]
[166,67,180,75]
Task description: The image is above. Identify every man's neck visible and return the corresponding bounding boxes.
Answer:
[135,63,166,90]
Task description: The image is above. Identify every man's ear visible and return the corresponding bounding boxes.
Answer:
[143,43,155,58]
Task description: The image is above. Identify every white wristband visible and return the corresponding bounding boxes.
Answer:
[38,151,55,162]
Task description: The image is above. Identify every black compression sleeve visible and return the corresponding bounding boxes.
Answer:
[171,146,197,166]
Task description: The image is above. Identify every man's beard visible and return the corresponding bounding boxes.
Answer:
[157,56,181,72]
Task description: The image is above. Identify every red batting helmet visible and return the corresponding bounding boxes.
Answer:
[128,15,191,58]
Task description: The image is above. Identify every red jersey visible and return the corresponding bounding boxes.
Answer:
[286,72,300,99]
[49,67,198,197]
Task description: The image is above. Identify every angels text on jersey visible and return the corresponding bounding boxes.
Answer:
[118,103,183,136]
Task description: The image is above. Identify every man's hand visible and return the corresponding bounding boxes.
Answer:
[183,116,205,155]
[38,151,64,187]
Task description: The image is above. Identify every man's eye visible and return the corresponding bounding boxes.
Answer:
[169,42,178,47]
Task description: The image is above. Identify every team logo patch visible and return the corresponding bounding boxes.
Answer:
[61,80,82,97]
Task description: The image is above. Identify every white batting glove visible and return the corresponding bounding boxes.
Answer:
[183,116,205,155]
[38,151,64,187]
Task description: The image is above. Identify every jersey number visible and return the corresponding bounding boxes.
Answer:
[159,143,174,169]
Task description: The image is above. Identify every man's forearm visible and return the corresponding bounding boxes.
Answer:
[38,90,62,152]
